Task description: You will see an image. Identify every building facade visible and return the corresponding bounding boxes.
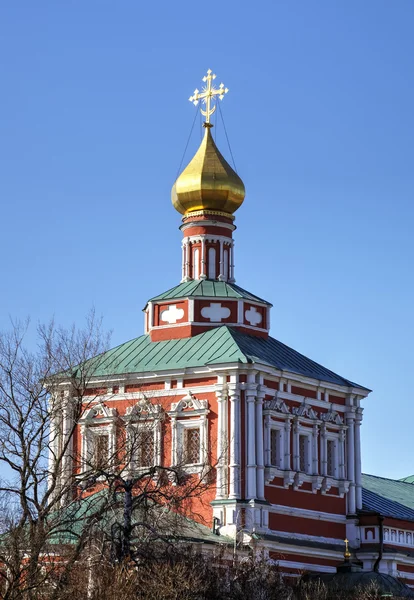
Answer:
[52,71,414,588]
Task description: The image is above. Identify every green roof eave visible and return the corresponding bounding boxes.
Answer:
[70,326,369,391]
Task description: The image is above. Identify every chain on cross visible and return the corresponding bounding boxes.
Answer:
[189,69,229,126]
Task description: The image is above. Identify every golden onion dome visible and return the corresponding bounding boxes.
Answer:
[172,125,245,216]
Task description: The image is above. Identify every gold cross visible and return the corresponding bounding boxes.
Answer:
[344,538,351,560]
[189,69,229,126]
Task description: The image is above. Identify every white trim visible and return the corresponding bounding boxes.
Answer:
[267,503,347,524]
[267,529,345,547]
[275,560,335,574]
[149,321,269,333]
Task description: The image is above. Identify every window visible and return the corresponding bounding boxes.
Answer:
[79,403,117,475]
[208,247,216,279]
[270,429,280,467]
[193,248,200,279]
[168,391,209,476]
[124,400,163,472]
[327,439,335,477]
[136,427,155,468]
[94,434,109,470]
[299,435,308,472]
[184,428,200,464]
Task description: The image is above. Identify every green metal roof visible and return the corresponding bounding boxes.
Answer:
[362,474,414,521]
[148,280,271,305]
[81,326,367,390]
[400,475,414,484]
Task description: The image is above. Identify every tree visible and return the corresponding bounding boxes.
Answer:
[0,312,216,599]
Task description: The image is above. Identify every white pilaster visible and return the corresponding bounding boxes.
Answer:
[246,372,257,500]
[200,237,207,279]
[355,408,363,510]
[181,242,185,282]
[229,241,235,282]
[312,423,319,475]
[61,392,73,505]
[218,240,224,281]
[256,387,265,500]
[346,410,356,515]
[339,427,346,480]
[284,418,292,470]
[320,423,327,476]
[293,419,299,471]
[215,375,228,500]
[228,377,241,499]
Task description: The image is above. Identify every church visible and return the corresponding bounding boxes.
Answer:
[54,70,414,589]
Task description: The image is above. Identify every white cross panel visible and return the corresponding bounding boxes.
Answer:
[160,304,185,324]
[201,302,231,322]
[245,306,262,326]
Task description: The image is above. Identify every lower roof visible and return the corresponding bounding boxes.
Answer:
[80,326,368,391]
[362,473,414,522]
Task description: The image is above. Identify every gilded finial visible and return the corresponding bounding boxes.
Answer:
[344,538,351,561]
[189,69,229,127]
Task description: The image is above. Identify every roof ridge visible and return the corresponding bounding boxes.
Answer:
[363,473,414,485]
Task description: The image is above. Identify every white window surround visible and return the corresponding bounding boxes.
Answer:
[263,396,350,494]
[167,391,209,477]
[123,398,163,474]
[264,419,285,470]
[208,247,216,279]
[79,403,117,474]
[294,424,312,474]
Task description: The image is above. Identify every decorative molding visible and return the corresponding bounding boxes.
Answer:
[169,390,208,414]
[80,402,117,422]
[124,398,163,420]
[160,304,185,324]
[245,306,262,326]
[201,302,231,322]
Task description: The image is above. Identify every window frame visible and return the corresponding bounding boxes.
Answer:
[168,391,210,477]
[123,398,163,475]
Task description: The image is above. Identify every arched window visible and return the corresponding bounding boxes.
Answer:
[208,247,216,279]
[193,248,200,279]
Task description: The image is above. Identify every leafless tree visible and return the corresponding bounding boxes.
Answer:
[0,313,217,599]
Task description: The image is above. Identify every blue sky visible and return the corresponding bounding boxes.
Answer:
[0,1,413,479]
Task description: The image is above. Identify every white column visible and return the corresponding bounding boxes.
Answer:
[312,424,319,475]
[200,237,207,279]
[229,242,235,282]
[355,408,363,509]
[181,242,185,282]
[185,240,191,281]
[284,418,292,470]
[246,372,257,499]
[228,381,241,499]
[339,427,346,479]
[47,395,58,494]
[320,423,327,476]
[171,416,177,465]
[256,390,265,500]
[264,414,271,466]
[215,377,228,500]
[346,411,356,514]
[218,240,224,281]
[293,420,299,471]
[61,393,73,505]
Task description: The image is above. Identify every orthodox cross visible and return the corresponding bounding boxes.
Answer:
[189,69,229,126]
[344,538,351,560]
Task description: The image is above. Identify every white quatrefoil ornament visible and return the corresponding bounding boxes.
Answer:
[245,306,262,326]
[160,304,185,324]
[201,303,231,322]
